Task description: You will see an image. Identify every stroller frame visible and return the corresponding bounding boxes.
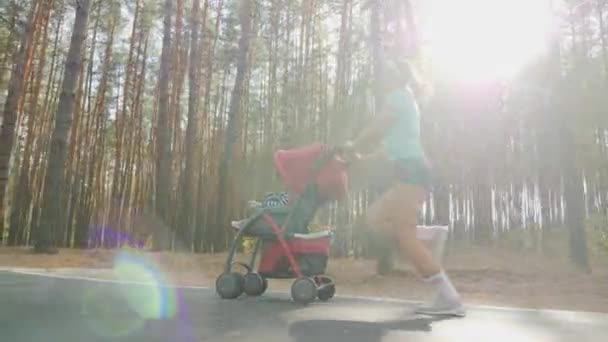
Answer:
[216,145,345,304]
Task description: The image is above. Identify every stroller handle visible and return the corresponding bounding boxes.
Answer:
[306,143,358,182]
[327,143,361,166]
[274,142,352,201]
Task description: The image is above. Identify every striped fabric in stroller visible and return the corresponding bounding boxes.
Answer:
[261,192,289,208]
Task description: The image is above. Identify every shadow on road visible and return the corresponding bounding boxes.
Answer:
[288,316,456,342]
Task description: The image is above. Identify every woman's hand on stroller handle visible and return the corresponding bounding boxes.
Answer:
[333,141,361,165]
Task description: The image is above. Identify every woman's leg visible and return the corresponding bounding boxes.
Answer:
[367,182,464,316]
[368,182,439,275]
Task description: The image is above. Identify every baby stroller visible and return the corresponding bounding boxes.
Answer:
[215,143,350,304]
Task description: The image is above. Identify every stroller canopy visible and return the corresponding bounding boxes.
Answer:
[273,143,348,202]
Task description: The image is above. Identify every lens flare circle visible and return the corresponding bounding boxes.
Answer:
[81,249,178,338]
[112,250,178,320]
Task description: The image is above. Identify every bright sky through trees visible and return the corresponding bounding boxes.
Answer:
[419,0,552,81]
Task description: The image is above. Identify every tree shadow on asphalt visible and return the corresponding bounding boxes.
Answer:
[288,316,458,342]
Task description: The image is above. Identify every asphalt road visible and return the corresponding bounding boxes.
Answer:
[1,271,607,342]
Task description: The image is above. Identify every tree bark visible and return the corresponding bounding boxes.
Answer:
[80,14,116,248]
[179,0,204,251]
[560,86,590,270]
[154,0,174,250]
[34,0,92,253]
[215,0,254,252]
[8,2,53,245]
[0,0,41,242]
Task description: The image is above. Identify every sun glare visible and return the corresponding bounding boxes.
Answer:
[419,0,552,81]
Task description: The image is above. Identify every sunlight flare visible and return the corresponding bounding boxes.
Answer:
[420,0,552,80]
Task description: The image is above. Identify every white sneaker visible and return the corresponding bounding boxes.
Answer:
[416,270,465,317]
[415,296,466,317]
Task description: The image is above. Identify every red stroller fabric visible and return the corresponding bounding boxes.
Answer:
[273,143,348,202]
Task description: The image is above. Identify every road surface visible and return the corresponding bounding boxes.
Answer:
[1,270,607,341]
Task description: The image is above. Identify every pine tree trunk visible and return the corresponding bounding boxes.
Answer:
[433,183,450,225]
[8,4,53,245]
[87,18,114,245]
[26,33,63,246]
[215,0,253,252]
[111,0,141,234]
[168,0,189,243]
[71,1,102,248]
[473,182,493,242]
[598,0,608,84]
[155,0,174,250]
[0,1,20,95]
[179,0,203,251]
[0,0,42,241]
[34,0,92,253]
[62,50,87,247]
[369,0,383,112]
[560,92,590,270]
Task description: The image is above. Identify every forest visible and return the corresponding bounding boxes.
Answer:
[0,0,607,271]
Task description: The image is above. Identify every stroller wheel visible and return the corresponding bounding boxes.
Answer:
[317,285,336,301]
[262,277,268,293]
[216,272,244,299]
[291,277,317,305]
[316,277,336,302]
[243,273,267,296]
